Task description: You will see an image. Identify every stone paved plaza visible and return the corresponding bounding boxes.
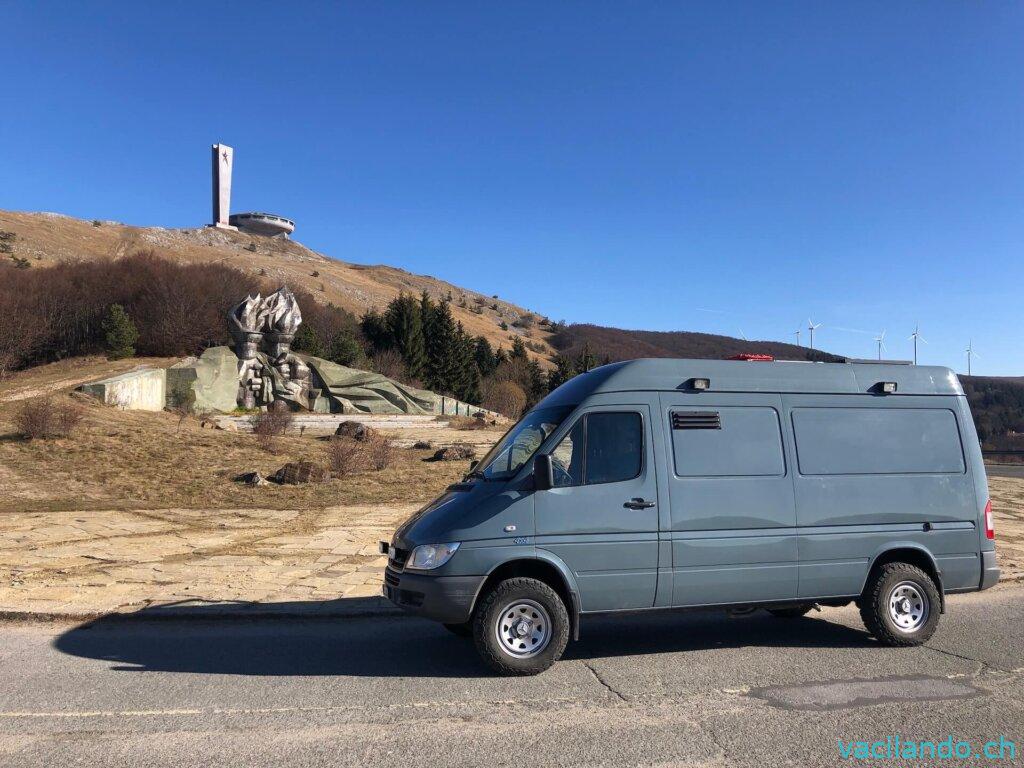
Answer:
[0,477,1021,618]
[0,504,418,616]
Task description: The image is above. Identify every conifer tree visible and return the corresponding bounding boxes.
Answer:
[510,336,528,360]
[574,342,597,373]
[328,332,365,367]
[385,293,427,380]
[547,354,576,392]
[425,300,459,394]
[526,359,547,406]
[473,336,497,378]
[292,324,325,358]
[102,304,138,360]
[454,324,481,403]
[360,309,390,352]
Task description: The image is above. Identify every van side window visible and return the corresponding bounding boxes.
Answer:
[671,407,785,477]
[792,407,965,475]
[550,411,643,487]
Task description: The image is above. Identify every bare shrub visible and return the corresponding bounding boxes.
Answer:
[448,415,490,431]
[482,380,527,419]
[365,434,395,471]
[327,436,365,477]
[250,403,294,452]
[370,349,405,380]
[15,397,83,439]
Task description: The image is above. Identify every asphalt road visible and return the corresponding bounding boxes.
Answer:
[1,586,1022,767]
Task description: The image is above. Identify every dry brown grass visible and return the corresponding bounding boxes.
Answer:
[0,359,468,512]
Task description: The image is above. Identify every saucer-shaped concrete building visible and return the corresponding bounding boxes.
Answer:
[229,212,296,237]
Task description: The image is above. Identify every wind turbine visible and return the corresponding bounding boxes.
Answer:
[873,330,886,360]
[807,319,822,350]
[965,341,979,376]
[738,328,748,342]
[793,328,801,346]
[908,323,927,365]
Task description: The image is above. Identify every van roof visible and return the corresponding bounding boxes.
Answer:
[539,358,963,406]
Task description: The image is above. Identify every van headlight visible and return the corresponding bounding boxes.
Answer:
[406,542,461,571]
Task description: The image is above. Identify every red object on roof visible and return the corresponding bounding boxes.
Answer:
[728,353,775,361]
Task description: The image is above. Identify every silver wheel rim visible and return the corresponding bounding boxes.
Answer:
[495,599,551,659]
[888,581,929,633]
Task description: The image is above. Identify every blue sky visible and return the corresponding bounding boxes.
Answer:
[3,2,1022,374]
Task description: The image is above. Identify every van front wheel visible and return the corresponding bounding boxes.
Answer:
[859,562,941,646]
[472,577,570,676]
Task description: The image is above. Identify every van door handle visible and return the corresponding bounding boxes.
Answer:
[624,498,656,510]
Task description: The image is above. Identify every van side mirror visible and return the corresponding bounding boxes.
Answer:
[469,460,478,471]
[534,454,554,491]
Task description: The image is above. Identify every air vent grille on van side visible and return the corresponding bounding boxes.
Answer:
[671,411,722,430]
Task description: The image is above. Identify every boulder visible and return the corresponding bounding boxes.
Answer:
[431,443,477,462]
[334,421,377,441]
[413,439,434,450]
[234,471,269,487]
[273,461,330,484]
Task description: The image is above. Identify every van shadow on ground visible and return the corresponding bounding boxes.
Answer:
[53,600,872,679]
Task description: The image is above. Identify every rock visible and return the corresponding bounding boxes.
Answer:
[431,443,477,462]
[273,461,330,484]
[334,421,377,441]
[234,471,269,487]
[413,439,434,450]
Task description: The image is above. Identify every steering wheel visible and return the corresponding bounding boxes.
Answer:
[550,456,574,487]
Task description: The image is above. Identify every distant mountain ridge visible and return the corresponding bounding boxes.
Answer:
[550,323,844,364]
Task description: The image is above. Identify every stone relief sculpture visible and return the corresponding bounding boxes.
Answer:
[94,287,492,416]
[227,288,312,409]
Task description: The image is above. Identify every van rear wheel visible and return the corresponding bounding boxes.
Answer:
[859,562,940,646]
[472,577,570,676]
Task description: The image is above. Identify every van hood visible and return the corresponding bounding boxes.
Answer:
[393,479,532,549]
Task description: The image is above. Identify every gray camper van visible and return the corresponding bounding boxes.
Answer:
[382,359,999,675]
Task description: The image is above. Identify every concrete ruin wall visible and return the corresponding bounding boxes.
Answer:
[78,368,166,411]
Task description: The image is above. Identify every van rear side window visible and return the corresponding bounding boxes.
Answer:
[671,407,785,477]
[791,407,965,476]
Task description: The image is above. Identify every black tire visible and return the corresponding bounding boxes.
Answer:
[442,621,473,638]
[858,562,941,646]
[472,577,570,676]
[767,604,814,619]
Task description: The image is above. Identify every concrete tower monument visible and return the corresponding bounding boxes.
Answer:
[210,143,237,230]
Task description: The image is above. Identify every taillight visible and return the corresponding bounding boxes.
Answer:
[984,499,995,540]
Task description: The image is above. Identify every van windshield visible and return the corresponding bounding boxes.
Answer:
[473,405,575,481]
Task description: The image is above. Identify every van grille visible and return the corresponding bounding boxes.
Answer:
[388,546,410,571]
[671,410,722,430]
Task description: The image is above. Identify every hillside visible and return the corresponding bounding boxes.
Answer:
[961,375,1024,449]
[0,210,555,360]
[550,323,844,363]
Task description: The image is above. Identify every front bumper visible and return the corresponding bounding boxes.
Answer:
[383,566,483,624]
[980,550,1000,591]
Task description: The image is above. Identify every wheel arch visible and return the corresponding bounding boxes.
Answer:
[861,544,945,614]
[472,555,582,640]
